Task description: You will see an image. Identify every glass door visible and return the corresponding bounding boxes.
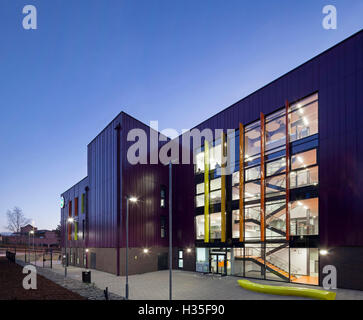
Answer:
[210,254,226,275]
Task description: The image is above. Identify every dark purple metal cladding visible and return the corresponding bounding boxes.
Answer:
[87,113,122,248]
[176,30,363,247]
[60,177,88,248]
[121,113,170,248]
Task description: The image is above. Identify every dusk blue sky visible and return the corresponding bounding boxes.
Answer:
[0,0,362,232]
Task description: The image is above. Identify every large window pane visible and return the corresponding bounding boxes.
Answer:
[209,142,222,171]
[210,212,221,239]
[195,194,204,208]
[210,190,221,204]
[266,200,286,240]
[266,114,286,152]
[290,100,318,142]
[245,166,260,181]
[290,248,319,285]
[290,166,319,188]
[232,210,240,238]
[232,172,239,201]
[290,198,319,236]
[245,122,261,158]
[265,244,289,282]
[291,149,317,170]
[210,178,221,191]
[196,182,204,195]
[245,181,260,201]
[266,174,285,198]
[196,248,209,273]
[245,204,260,240]
[244,244,264,279]
[195,215,204,240]
[232,248,244,277]
[266,158,286,176]
[195,150,204,174]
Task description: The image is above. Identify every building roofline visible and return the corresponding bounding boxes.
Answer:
[190,28,363,130]
[87,111,170,147]
[61,176,88,196]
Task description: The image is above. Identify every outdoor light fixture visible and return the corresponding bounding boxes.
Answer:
[129,196,138,203]
[143,248,149,254]
[67,217,74,223]
[186,248,192,253]
[320,249,329,256]
[85,249,89,253]
[29,230,34,234]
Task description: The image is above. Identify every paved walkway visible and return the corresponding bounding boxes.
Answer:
[16,256,363,300]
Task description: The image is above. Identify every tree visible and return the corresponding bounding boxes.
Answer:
[5,207,31,233]
[55,223,61,238]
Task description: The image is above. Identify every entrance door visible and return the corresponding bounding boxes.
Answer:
[210,254,226,275]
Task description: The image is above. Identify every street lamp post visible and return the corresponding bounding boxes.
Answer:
[125,196,138,300]
[29,230,34,264]
[169,161,172,301]
[65,217,74,277]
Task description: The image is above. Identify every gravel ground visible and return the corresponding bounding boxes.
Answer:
[15,259,124,300]
[0,257,85,300]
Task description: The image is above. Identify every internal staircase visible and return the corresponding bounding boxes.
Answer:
[245,255,297,281]
[236,246,298,282]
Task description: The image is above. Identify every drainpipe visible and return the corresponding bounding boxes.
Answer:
[115,123,122,276]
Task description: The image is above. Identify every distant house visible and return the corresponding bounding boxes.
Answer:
[2,225,60,248]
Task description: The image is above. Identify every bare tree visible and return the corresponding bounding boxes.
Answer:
[5,207,31,233]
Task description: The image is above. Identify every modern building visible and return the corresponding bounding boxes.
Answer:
[61,30,363,290]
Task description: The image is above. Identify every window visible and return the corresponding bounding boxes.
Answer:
[74,197,78,216]
[290,248,318,285]
[266,174,285,198]
[245,181,260,201]
[210,178,221,204]
[245,165,260,181]
[232,210,240,238]
[245,121,261,158]
[160,216,166,239]
[195,182,204,208]
[265,200,286,240]
[209,140,222,171]
[291,149,317,170]
[290,94,318,142]
[178,250,183,268]
[290,166,318,188]
[244,204,260,240]
[266,158,286,176]
[68,201,72,240]
[290,198,319,236]
[232,171,239,201]
[210,212,222,239]
[195,148,204,174]
[160,185,167,208]
[74,222,78,241]
[266,110,286,153]
[195,215,205,240]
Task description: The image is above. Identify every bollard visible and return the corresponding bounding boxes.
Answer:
[104,287,109,301]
